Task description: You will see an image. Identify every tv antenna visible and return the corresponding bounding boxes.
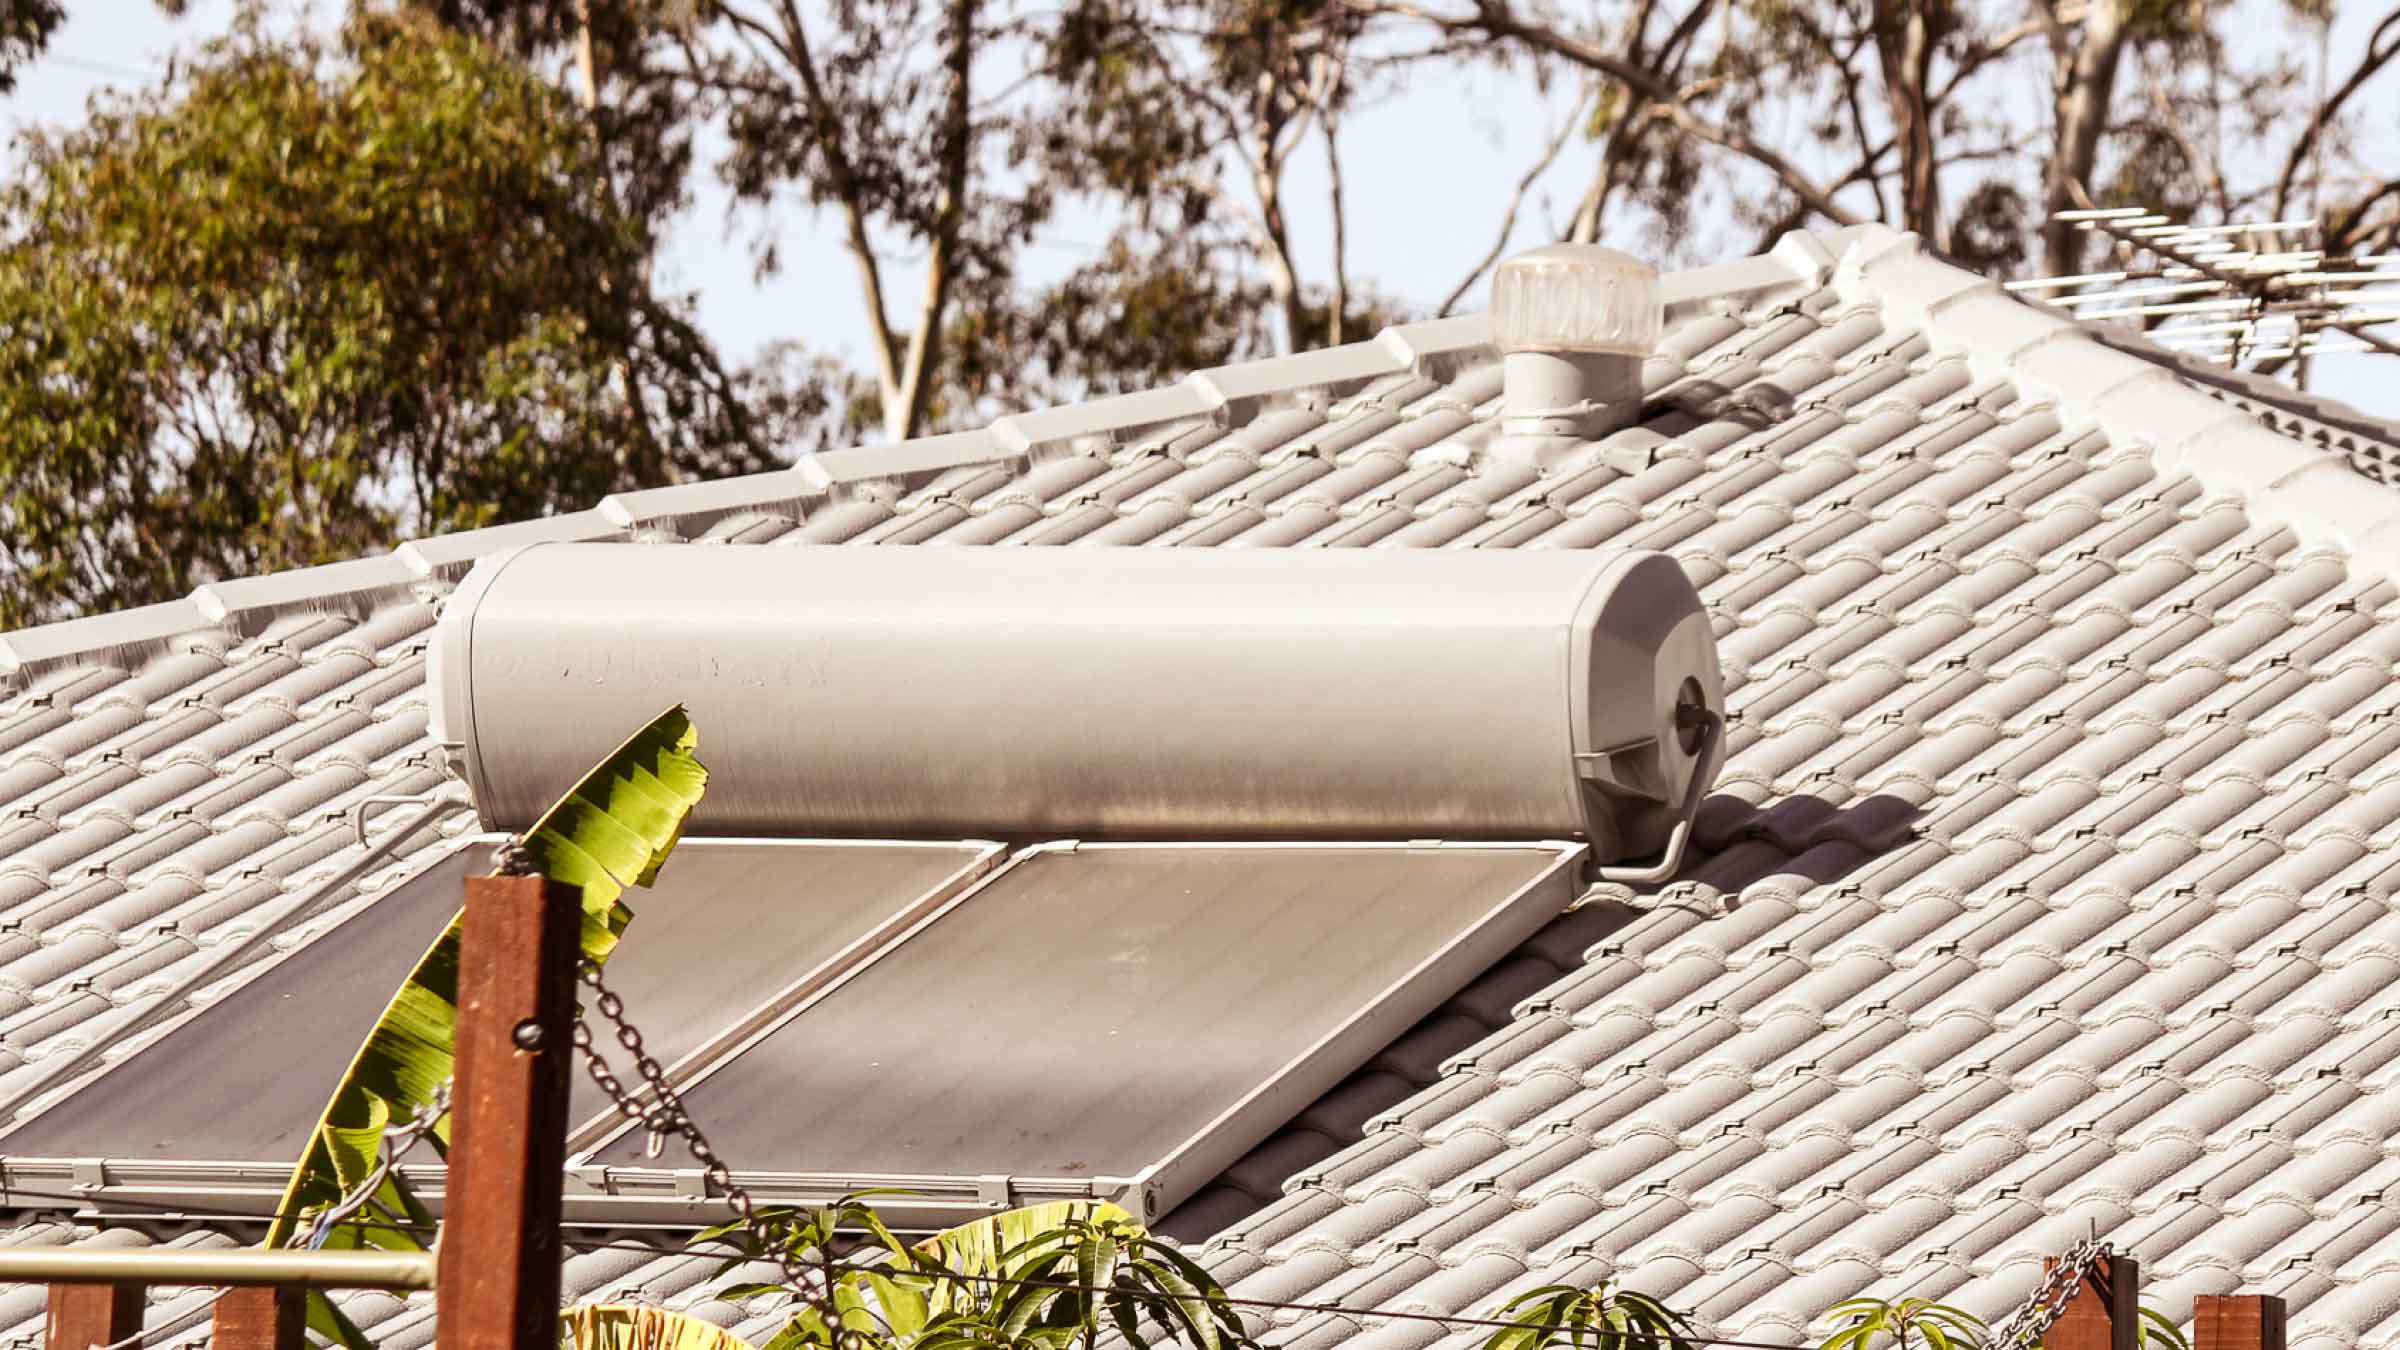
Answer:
[2007,207,2400,373]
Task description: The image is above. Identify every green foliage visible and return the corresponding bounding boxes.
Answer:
[1820,1299,1988,1350]
[939,234,1277,424]
[266,705,707,1348]
[0,0,64,94]
[0,13,775,626]
[1479,1282,1698,1350]
[701,1196,1258,1350]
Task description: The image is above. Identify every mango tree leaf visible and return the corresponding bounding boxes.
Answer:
[264,707,705,1341]
[1478,1281,1703,1350]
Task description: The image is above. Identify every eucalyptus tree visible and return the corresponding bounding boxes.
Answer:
[1344,0,2398,280]
[665,0,1071,441]
[0,0,63,93]
[0,11,778,625]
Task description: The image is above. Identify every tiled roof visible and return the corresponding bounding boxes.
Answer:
[5,223,2400,1349]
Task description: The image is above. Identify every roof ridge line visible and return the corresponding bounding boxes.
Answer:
[1830,224,2400,582]
[0,247,1836,690]
[2081,323,2400,462]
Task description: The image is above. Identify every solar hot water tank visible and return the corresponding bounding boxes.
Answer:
[429,544,1724,871]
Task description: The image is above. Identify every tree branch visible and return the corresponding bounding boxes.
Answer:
[716,1,907,412]
[2273,7,2400,219]
[889,0,978,439]
[2042,0,2131,275]
[1438,85,1585,315]
[1321,45,1352,344]
[1347,0,1866,227]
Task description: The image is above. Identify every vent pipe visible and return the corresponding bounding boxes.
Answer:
[1491,243,1661,467]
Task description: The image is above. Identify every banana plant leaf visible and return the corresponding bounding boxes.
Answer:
[264,705,707,1348]
[563,1304,760,1350]
[911,1200,1142,1304]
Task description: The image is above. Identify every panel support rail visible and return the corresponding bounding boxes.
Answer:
[0,1248,436,1287]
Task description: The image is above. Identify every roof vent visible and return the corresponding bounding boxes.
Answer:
[1491,243,1660,468]
[430,544,1725,876]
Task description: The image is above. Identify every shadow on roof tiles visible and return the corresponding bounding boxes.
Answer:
[1677,792,1924,894]
[1161,796,1922,1244]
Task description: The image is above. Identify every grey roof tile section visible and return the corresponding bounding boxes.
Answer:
[5,224,2400,1348]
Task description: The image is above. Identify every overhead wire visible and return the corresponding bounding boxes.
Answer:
[578,1261,1824,1350]
[0,1183,1824,1350]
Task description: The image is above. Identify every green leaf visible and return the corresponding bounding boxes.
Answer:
[264,707,706,1252]
[1487,1326,1545,1350]
[305,1289,374,1350]
[2136,1309,2189,1350]
[865,1270,934,1339]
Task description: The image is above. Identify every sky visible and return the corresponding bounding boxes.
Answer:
[16,2,2400,423]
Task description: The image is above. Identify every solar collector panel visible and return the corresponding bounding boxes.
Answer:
[0,845,487,1163]
[580,841,1584,1220]
[560,839,1001,1133]
[0,839,1000,1170]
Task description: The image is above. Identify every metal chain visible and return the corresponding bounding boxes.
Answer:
[570,956,830,1311]
[302,1077,456,1250]
[1990,1237,2112,1350]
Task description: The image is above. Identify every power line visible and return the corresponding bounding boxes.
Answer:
[567,1256,1821,1350]
[39,52,162,83]
[0,1184,1817,1350]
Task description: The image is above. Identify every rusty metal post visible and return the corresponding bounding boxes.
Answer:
[2045,1254,2139,1350]
[46,1282,143,1349]
[435,873,581,1350]
[213,1286,307,1350]
[2195,1295,2287,1350]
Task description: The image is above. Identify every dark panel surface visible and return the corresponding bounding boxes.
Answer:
[565,841,991,1128]
[589,844,1571,1188]
[0,847,485,1161]
[2,841,989,1161]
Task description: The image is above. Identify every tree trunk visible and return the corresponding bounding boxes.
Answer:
[2043,0,2130,275]
[889,0,978,439]
[1874,0,1942,245]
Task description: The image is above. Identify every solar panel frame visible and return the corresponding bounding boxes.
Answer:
[0,838,1580,1229]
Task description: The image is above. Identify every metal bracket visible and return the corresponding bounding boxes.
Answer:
[1593,705,1724,885]
[350,795,427,848]
[975,1175,1013,1207]
[1572,737,1671,803]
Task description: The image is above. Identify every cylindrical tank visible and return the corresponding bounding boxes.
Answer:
[428,543,1724,860]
